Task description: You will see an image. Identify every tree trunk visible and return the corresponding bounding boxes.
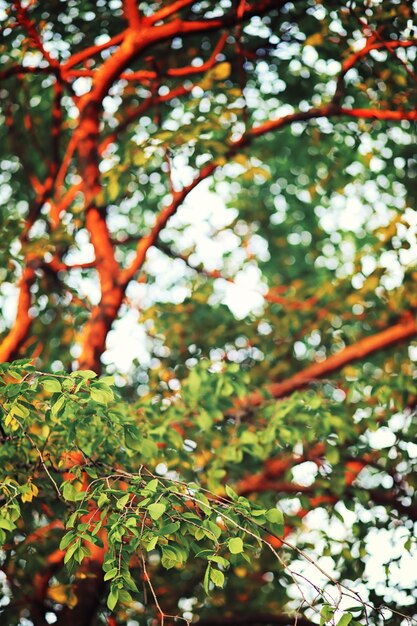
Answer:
[77,287,125,373]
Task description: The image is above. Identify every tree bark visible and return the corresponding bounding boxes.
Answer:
[0,266,35,362]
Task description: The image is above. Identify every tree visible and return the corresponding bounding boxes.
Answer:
[0,0,417,624]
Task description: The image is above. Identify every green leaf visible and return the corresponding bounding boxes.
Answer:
[104,567,118,581]
[159,521,180,535]
[0,518,16,531]
[144,478,159,493]
[266,508,284,534]
[63,540,80,564]
[209,568,225,587]
[145,535,158,551]
[208,555,229,567]
[336,614,353,626]
[203,564,211,594]
[327,446,340,465]
[228,537,244,554]
[91,521,103,536]
[51,394,65,417]
[320,604,335,625]
[66,512,77,529]
[148,502,166,520]
[62,483,77,502]
[97,493,109,507]
[59,532,76,550]
[77,370,98,380]
[90,387,113,404]
[141,437,158,459]
[161,545,186,569]
[13,403,29,418]
[197,409,212,431]
[41,378,62,393]
[6,384,21,399]
[187,369,201,397]
[124,430,142,451]
[107,587,119,611]
[225,484,239,501]
[100,376,115,385]
[204,520,221,540]
[161,556,176,570]
[116,493,130,510]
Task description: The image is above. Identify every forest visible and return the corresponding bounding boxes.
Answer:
[0,1,416,625]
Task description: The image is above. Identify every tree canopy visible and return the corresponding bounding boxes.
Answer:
[0,1,417,625]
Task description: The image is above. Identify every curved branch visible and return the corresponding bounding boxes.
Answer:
[0,266,36,363]
[157,242,326,313]
[148,0,195,24]
[242,314,417,408]
[236,443,326,496]
[121,161,217,284]
[0,64,52,81]
[124,0,142,30]
[62,32,127,72]
[121,98,417,287]
[244,104,417,143]
[77,207,124,372]
[12,0,61,72]
[120,32,227,81]
[333,39,417,105]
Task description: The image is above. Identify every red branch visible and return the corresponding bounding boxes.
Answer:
[121,161,217,285]
[119,32,228,81]
[77,208,124,371]
[124,0,142,30]
[62,32,127,72]
[0,266,35,363]
[148,0,196,24]
[333,39,417,104]
[241,314,417,408]
[12,0,61,72]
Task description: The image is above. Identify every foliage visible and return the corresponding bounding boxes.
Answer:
[0,1,417,625]
[2,356,416,626]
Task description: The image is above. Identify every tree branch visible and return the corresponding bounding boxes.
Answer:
[242,314,417,408]
[62,32,127,72]
[148,0,196,24]
[12,0,61,73]
[236,443,326,496]
[120,96,417,288]
[0,64,52,82]
[120,32,228,81]
[22,0,417,375]
[333,39,417,105]
[77,207,124,372]
[124,0,142,29]
[157,242,323,311]
[121,161,217,284]
[0,266,36,362]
